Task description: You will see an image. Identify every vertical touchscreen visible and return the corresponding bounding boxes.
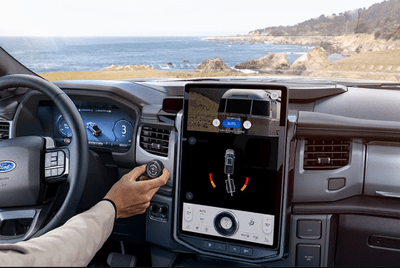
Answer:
[179,84,287,248]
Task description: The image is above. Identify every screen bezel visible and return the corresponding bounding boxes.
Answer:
[176,82,288,258]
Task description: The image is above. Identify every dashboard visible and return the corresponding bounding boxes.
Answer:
[5,76,400,266]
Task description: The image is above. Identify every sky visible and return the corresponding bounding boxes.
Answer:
[1,0,384,36]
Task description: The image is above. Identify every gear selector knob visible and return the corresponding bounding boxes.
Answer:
[144,160,165,179]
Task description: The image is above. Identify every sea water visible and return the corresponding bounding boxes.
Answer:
[0,36,315,73]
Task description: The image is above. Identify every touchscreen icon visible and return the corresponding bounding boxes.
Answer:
[243,121,252,130]
[224,149,236,196]
[212,119,220,127]
[222,119,241,129]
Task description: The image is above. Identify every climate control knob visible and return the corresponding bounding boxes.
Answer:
[213,211,239,236]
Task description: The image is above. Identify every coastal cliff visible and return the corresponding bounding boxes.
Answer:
[204,0,400,56]
[203,34,400,56]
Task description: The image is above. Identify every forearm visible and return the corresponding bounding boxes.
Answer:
[0,200,115,267]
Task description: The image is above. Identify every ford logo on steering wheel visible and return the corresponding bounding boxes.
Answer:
[0,161,16,173]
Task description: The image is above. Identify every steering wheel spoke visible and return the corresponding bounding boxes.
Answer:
[0,205,49,243]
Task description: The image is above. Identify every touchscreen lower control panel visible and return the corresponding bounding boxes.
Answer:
[182,203,274,246]
[175,83,288,262]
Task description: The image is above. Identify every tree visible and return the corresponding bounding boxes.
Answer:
[343,12,352,35]
[355,9,362,33]
[356,22,370,33]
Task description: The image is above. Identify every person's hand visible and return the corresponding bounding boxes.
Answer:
[104,165,170,219]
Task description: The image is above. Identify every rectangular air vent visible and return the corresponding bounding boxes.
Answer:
[140,126,170,157]
[0,121,10,140]
[304,139,350,170]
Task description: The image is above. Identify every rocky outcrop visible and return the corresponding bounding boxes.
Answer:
[235,54,274,69]
[203,34,400,56]
[196,57,232,72]
[290,47,330,72]
[235,53,289,70]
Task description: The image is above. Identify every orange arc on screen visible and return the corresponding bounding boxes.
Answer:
[209,173,216,188]
[241,177,250,191]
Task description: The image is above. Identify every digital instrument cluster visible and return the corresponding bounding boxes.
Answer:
[53,104,135,151]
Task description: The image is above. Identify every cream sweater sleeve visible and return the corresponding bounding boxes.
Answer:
[0,200,115,267]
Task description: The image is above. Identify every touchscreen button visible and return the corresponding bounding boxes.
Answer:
[263,216,273,234]
[184,204,193,221]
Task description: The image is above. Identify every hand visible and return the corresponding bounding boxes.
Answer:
[104,165,170,219]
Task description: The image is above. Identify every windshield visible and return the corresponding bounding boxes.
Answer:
[1,0,398,82]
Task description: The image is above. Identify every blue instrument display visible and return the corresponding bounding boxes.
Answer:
[54,106,134,150]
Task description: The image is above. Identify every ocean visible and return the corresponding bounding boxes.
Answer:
[0,36,316,74]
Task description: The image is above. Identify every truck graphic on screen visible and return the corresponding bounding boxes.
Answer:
[217,89,280,136]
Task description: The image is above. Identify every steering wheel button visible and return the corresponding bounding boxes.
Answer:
[45,169,51,177]
[51,157,57,162]
[51,168,58,176]
[51,152,58,157]
[45,160,51,168]
[51,161,58,167]
[57,168,64,176]
[58,156,65,166]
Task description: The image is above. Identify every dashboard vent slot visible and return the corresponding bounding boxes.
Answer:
[304,140,350,170]
[0,121,10,140]
[140,126,170,157]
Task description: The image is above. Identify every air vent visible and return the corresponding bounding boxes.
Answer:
[140,126,170,157]
[0,121,10,140]
[304,140,350,170]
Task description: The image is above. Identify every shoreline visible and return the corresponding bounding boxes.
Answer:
[202,34,400,56]
[40,40,400,83]
[40,64,400,83]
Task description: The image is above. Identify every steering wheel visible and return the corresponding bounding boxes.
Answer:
[0,74,89,243]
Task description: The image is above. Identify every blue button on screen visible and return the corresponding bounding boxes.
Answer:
[223,120,241,129]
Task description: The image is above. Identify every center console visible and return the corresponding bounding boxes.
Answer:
[174,83,288,263]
